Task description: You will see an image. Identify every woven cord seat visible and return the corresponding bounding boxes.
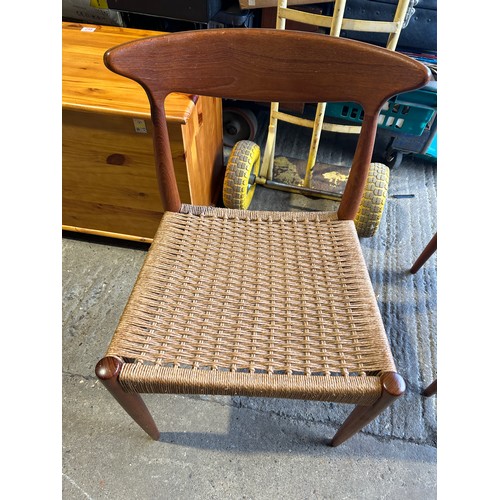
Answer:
[95,29,430,446]
[107,205,395,404]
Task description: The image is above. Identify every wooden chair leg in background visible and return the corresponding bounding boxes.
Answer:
[411,236,437,399]
[410,233,437,274]
[96,357,160,440]
[331,372,405,447]
[422,379,437,397]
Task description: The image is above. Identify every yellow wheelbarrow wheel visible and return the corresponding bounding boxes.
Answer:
[354,162,390,237]
[223,140,260,210]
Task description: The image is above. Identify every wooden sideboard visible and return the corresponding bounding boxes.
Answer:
[62,22,224,243]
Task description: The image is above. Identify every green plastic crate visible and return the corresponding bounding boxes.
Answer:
[325,88,436,137]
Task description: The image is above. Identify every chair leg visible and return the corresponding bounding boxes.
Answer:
[331,372,405,447]
[95,357,160,440]
[410,233,437,274]
[422,379,437,397]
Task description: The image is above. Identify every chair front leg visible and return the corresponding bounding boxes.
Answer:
[331,372,405,447]
[95,357,160,440]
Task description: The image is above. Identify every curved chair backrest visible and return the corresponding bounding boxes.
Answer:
[104,29,430,215]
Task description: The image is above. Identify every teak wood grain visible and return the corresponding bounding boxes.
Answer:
[104,29,428,111]
[104,28,430,217]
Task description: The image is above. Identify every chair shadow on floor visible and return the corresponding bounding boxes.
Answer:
[150,395,436,458]
[152,394,349,452]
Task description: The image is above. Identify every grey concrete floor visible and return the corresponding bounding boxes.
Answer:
[62,223,436,500]
[62,115,437,498]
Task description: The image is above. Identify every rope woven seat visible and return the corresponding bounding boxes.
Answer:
[95,29,430,446]
[107,205,394,403]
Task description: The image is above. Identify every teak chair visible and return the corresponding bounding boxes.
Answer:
[95,29,430,446]
[410,232,437,274]
[410,233,437,396]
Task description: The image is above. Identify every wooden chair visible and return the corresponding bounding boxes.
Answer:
[410,233,437,274]
[410,233,437,396]
[95,29,430,446]
[423,379,437,397]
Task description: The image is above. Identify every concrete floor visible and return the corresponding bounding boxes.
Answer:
[62,224,436,499]
[62,115,437,498]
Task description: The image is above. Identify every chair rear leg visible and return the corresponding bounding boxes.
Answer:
[410,233,437,273]
[422,379,437,397]
[331,372,405,447]
[95,357,160,440]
